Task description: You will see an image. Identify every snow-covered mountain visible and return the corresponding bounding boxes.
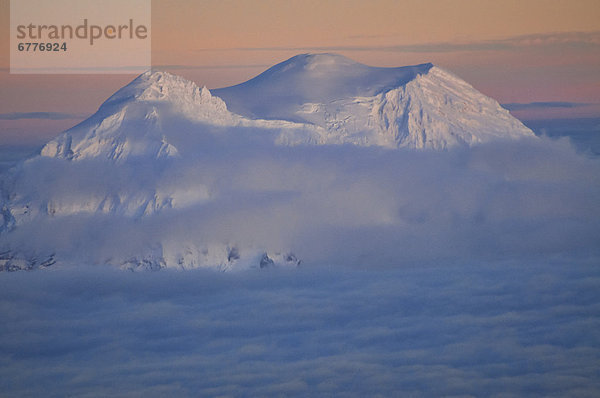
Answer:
[215,53,534,149]
[40,53,533,164]
[0,53,538,271]
[40,70,320,162]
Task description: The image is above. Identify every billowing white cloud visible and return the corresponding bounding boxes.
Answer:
[2,135,599,269]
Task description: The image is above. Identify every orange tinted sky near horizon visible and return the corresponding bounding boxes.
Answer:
[1,0,599,146]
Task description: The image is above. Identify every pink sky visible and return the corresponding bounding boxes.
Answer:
[1,0,599,146]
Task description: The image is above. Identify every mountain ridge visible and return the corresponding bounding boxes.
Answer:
[215,53,533,149]
[0,53,540,271]
[39,54,534,160]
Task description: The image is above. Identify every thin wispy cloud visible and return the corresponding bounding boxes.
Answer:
[193,31,600,54]
[8,65,151,74]
[0,112,86,120]
[502,101,592,111]
[154,64,271,70]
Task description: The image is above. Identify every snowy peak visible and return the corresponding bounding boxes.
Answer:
[104,70,206,104]
[215,53,533,149]
[285,53,360,69]
[369,66,534,148]
[39,54,535,164]
[40,70,236,162]
[99,70,228,117]
[214,54,433,119]
[284,53,432,81]
[242,53,433,90]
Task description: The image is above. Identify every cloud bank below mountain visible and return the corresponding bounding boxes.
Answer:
[1,257,599,396]
[3,136,599,270]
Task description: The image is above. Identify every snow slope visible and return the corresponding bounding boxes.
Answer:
[41,71,244,162]
[40,70,327,163]
[40,54,534,164]
[215,53,534,149]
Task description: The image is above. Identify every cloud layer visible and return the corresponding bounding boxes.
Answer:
[502,102,591,111]
[0,258,599,396]
[193,31,600,54]
[1,127,599,395]
[2,135,599,270]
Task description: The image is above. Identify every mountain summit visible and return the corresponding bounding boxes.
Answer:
[214,53,434,111]
[40,70,235,162]
[215,53,533,149]
[40,54,534,162]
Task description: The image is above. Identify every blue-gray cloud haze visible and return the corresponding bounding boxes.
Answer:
[523,117,600,155]
[503,102,591,111]
[1,115,599,396]
[0,259,598,397]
